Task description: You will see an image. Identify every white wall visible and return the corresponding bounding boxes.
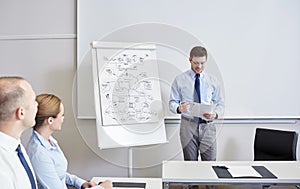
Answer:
[0,0,299,180]
[78,0,300,119]
[0,0,127,180]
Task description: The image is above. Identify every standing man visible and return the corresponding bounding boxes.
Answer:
[169,46,225,162]
[0,76,38,189]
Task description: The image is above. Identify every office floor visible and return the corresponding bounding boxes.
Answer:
[169,184,299,189]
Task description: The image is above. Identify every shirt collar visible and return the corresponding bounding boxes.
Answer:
[188,69,204,79]
[33,130,57,150]
[0,131,20,152]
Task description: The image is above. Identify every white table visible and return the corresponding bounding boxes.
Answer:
[91,177,162,189]
[162,161,300,188]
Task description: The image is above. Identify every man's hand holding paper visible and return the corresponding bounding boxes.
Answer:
[178,101,190,113]
[189,102,216,120]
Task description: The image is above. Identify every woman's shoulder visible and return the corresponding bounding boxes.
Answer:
[26,135,49,159]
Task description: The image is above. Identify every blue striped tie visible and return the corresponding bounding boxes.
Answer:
[16,144,37,189]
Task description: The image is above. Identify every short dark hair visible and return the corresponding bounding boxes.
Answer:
[190,46,208,59]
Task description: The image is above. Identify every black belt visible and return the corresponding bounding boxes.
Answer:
[181,116,211,124]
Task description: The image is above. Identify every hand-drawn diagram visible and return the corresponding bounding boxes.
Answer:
[97,48,163,126]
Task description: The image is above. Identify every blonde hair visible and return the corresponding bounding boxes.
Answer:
[34,94,61,128]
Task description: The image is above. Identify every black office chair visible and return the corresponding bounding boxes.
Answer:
[254,128,299,189]
[254,128,298,161]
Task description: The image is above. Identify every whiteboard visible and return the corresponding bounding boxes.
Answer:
[91,42,167,149]
[78,0,300,119]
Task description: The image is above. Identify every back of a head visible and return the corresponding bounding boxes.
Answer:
[34,94,61,128]
[0,76,26,122]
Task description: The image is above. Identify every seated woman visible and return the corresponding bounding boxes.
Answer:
[26,93,112,189]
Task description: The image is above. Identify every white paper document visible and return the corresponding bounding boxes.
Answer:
[89,187,143,189]
[227,166,262,178]
[113,187,144,189]
[189,102,216,119]
[89,182,145,189]
[89,186,144,189]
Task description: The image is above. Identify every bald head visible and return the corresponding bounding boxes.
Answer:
[0,76,38,134]
[0,76,26,121]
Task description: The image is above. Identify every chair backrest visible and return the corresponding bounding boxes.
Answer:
[254,128,298,161]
